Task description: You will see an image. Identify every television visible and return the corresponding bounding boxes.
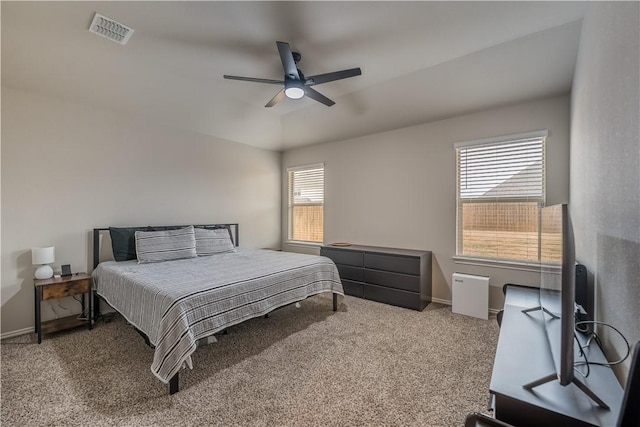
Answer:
[522,203,608,409]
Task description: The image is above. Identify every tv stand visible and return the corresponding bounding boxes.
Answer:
[520,305,608,409]
[523,373,609,410]
[489,284,623,427]
[521,305,559,319]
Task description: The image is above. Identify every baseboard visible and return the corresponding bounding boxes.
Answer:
[431,297,500,315]
[431,297,452,306]
[1,327,33,340]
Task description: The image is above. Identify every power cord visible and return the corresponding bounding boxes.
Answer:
[574,333,591,378]
[72,295,89,320]
[50,303,62,319]
[573,320,631,377]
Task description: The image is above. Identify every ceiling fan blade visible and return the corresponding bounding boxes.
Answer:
[223,75,284,85]
[306,68,362,86]
[265,89,287,107]
[276,41,300,80]
[305,87,335,107]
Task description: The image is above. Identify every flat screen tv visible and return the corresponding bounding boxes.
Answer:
[522,203,608,409]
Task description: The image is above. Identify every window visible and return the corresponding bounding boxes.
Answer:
[288,164,324,243]
[455,131,546,263]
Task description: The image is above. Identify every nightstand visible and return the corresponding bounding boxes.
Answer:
[34,273,92,343]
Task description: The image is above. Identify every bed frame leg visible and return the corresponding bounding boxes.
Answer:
[333,293,338,311]
[93,291,101,322]
[169,373,179,395]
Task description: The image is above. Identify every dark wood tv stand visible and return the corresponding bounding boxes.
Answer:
[489,284,623,427]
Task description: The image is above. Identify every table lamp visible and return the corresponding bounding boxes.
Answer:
[32,246,55,280]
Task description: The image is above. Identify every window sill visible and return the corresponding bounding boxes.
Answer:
[285,240,323,248]
[453,256,542,273]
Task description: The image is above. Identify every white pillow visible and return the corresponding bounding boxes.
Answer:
[195,227,236,256]
[135,226,197,263]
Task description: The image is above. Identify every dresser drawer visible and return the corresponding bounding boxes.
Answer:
[341,280,364,298]
[363,284,423,311]
[42,279,90,300]
[321,248,363,267]
[364,253,420,275]
[336,265,364,282]
[363,269,420,292]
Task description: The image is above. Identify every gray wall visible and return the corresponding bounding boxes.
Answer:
[282,96,571,311]
[1,86,281,336]
[570,2,640,380]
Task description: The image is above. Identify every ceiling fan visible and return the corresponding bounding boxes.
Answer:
[224,41,362,107]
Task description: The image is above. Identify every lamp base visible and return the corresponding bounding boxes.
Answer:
[35,265,53,280]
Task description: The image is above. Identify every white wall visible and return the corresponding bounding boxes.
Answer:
[570,2,640,380]
[1,86,281,336]
[282,96,571,311]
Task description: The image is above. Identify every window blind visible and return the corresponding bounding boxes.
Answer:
[456,134,546,262]
[458,137,544,201]
[288,164,324,243]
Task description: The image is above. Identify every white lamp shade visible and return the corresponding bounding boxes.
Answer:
[32,246,55,265]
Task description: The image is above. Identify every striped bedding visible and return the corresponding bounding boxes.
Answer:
[92,248,343,384]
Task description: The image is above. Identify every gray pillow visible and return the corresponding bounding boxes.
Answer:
[135,226,197,263]
[109,226,150,261]
[194,227,236,256]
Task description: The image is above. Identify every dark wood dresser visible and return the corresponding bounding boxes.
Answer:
[320,244,432,311]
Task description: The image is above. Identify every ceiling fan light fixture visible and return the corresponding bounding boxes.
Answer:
[284,86,305,99]
[224,41,361,107]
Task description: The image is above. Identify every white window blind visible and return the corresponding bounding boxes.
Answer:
[456,133,546,262]
[288,164,324,243]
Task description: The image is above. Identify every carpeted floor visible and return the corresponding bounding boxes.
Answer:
[1,294,499,426]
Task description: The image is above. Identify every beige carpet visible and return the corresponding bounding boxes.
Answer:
[1,294,499,426]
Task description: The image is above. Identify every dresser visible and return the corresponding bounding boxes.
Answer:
[320,245,432,311]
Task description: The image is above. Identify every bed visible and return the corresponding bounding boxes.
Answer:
[91,223,343,394]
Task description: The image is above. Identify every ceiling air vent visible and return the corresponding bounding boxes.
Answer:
[88,13,134,46]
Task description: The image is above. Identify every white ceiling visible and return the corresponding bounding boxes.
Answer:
[1,1,588,151]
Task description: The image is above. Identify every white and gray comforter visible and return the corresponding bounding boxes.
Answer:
[92,248,343,383]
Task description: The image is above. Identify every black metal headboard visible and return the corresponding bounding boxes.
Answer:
[92,223,239,269]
